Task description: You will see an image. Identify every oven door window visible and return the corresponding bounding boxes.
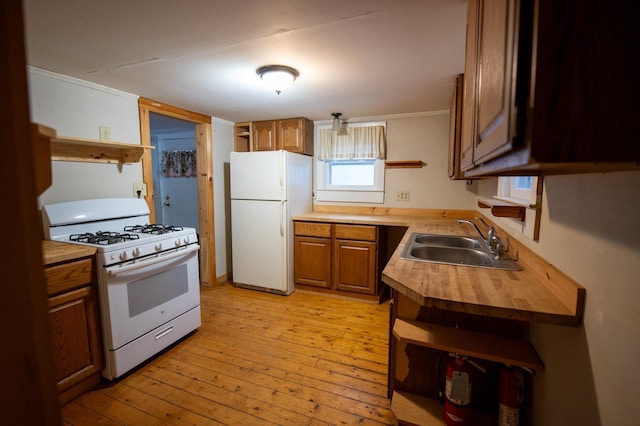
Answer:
[127,264,189,317]
[103,249,200,350]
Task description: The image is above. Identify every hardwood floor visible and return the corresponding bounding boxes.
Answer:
[61,283,396,425]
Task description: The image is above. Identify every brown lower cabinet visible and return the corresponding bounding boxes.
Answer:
[294,221,380,301]
[45,255,103,405]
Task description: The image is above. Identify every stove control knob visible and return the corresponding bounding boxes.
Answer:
[175,239,182,247]
[155,243,163,252]
[132,247,141,257]
[183,236,190,245]
[119,251,128,261]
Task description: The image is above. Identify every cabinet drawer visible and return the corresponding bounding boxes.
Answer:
[294,222,332,238]
[45,258,94,296]
[335,224,377,242]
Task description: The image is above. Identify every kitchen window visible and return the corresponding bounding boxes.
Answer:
[496,176,539,205]
[315,122,386,203]
[493,176,542,241]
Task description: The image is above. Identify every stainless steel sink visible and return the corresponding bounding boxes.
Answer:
[400,233,521,270]
[414,234,482,249]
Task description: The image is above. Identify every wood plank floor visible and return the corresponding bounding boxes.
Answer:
[61,283,396,425]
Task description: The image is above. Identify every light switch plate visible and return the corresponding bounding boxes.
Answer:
[99,126,111,141]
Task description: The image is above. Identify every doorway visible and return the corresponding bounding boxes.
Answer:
[138,98,216,286]
[149,113,199,231]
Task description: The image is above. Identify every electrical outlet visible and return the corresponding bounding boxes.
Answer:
[133,182,147,198]
[99,126,111,141]
[396,191,410,201]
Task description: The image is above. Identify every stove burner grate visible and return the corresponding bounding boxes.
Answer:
[70,231,140,245]
[124,224,184,235]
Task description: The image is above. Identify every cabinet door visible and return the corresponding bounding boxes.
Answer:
[48,286,103,394]
[294,236,332,288]
[449,74,464,178]
[473,0,520,164]
[333,239,377,295]
[460,0,479,171]
[253,120,277,151]
[277,118,304,153]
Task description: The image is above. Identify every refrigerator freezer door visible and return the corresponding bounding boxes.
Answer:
[231,199,290,293]
[230,151,284,201]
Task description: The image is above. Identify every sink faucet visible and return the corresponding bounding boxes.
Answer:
[458,219,488,241]
[458,218,501,257]
[475,217,496,243]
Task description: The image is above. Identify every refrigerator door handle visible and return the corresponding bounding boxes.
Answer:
[280,201,285,237]
[279,152,284,190]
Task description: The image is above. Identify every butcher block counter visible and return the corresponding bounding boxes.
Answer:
[42,240,97,266]
[293,210,585,326]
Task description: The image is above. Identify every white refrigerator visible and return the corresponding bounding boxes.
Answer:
[230,150,313,295]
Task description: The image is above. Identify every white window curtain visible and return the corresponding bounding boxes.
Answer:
[317,126,386,161]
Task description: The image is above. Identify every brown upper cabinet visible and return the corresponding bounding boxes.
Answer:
[457,0,640,177]
[448,74,464,179]
[253,120,278,151]
[234,117,314,156]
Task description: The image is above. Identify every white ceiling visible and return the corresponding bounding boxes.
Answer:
[22,0,468,124]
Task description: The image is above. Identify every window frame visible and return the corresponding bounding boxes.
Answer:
[496,176,539,206]
[314,121,386,203]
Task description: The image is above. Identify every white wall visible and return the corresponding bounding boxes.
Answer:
[28,67,142,207]
[212,119,234,279]
[313,112,477,210]
[476,171,640,425]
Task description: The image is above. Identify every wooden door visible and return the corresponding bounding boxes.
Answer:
[473,0,519,164]
[253,120,277,151]
[294,236,332,288]
[3,0,61,422]
[333,239,377,294]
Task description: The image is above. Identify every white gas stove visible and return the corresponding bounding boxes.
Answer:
[42,198,201,380]
[42,198,198,266]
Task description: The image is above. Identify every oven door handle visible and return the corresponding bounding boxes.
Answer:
[106,245,199,277]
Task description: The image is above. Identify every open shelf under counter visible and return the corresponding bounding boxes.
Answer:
[393,318,544,371]
[391,391,495,426]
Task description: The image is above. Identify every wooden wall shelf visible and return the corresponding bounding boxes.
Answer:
[393,318,544,371]
[477,198,526,221]
[385,160,425,169]
[51,135,152,164]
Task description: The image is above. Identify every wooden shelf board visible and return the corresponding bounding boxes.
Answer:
[391,391,495,426]
[477,198,526,221]
[393,319,544,371]
[51,136,152,164]
[385,160,425,169]
[31,123,54,194]
[391,391,445,426]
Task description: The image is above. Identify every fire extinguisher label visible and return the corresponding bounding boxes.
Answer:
[499,403,519,426]
[446,371,471,405]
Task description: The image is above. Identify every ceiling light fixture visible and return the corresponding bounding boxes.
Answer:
[331,112,342,132]
[256,65,299,95]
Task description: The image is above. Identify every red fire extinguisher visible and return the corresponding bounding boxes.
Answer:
[444,354,473,425]
[498,366,525,426]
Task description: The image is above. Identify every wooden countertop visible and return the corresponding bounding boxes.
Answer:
[293,211,585,326]
[42,240,96,265]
